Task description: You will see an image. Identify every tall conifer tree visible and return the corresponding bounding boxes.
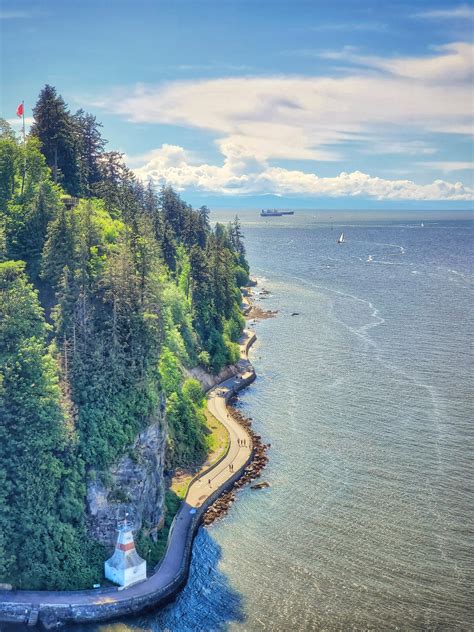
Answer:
[30,85,80,195]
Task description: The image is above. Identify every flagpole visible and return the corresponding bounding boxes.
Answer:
[22,100,25,144]
[21,101,25,195]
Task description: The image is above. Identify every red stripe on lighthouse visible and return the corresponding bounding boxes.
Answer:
[117,542,135,552]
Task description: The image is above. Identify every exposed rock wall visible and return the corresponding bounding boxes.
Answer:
[185,364,239,393]
[87,414,166,549]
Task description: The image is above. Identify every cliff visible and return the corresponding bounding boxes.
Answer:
[86,413,167,549]
[185,363,240,393]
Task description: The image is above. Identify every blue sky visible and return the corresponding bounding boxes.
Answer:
[1,0,473,209]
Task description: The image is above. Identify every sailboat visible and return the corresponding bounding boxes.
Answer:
[337,232,345,244]
[421,222,424,227]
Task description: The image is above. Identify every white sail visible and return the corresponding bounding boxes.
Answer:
[337,232,344,243]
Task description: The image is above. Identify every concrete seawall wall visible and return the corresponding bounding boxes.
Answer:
[0,338,257,628]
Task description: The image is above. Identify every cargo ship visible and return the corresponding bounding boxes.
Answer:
[260,209,295,217]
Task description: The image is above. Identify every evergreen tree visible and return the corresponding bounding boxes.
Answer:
[73,110,107,197]
[0,85,251,588]
[30,85,80,195]
[0,119,19,212]
[159,185,186,237]
[229,215,245,255]
[0,261,102,589]
[92,151,136,217]
[41,204,77,290]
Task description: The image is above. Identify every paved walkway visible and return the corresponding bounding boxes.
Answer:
[0,329,256,616]
[187,333,254,507]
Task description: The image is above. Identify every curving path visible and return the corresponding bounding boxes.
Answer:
[0,329,257,627]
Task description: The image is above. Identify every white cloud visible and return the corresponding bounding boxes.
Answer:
[132,143,473,201]
[319,42,474,83]
[419,161,474,172]
[90,42,474,201]
[6,117,34,128]
[363,140,437,156]
[93,42,473,169]
[415,4,474,20]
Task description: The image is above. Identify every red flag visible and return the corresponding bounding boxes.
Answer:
[16,102,24,117]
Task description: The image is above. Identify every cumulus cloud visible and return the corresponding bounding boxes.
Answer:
[90,42,473,201]
[132,143,473,201]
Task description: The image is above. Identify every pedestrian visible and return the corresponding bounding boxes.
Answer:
[208,479,211,487]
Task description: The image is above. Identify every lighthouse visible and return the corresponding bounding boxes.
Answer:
[104,518,147,588]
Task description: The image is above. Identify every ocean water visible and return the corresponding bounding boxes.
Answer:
[83,214,473,631]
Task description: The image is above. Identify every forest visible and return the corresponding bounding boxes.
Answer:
[0,85,249,589]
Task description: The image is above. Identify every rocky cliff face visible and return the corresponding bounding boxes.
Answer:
[185,364,238,392]
[87,414,167,549]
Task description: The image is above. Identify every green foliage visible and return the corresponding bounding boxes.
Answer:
[183,378,205,406]
[0,85,250,589]
[0,261,104,589]
[136,490,181,568]
[30,85,81,195]
[165,386,207,467]
[198,350,211,368]
[2,137,64,280]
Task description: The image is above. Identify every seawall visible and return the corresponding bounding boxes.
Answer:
[0,335,257,629]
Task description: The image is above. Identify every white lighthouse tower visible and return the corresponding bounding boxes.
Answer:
[104,517,147,588]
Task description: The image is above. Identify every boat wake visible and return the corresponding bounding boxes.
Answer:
[376,242,406,255]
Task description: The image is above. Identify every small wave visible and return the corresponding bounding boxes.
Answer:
[384,242,406,255]
[446,268,472,282]
[371,260,409,266]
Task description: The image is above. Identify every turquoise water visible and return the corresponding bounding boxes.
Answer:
[87,214,474,631]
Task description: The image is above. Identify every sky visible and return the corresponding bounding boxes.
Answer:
[1,0,474,210]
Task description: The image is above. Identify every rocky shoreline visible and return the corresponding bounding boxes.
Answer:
[201,279,272,526]
[0,284,269,628]
[202,400,270,526]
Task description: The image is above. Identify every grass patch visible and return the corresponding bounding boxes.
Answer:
[170,408,229,500]
[204,408,230,463]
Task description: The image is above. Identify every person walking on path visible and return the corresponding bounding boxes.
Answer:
[208,479,212,487]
